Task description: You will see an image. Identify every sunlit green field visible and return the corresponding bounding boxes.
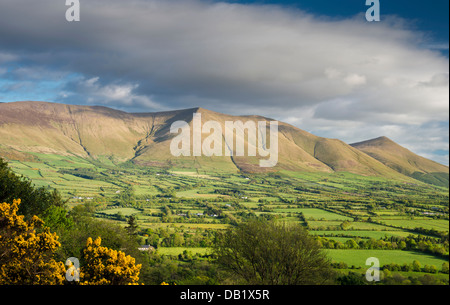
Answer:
[5,152,449,275]
[326,249,448,269]
[157,247,212,256]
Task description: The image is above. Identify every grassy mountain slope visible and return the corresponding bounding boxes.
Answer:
[351,136,449,187]
[0,101,443,183]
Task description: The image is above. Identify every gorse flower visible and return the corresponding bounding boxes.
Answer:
[1,199,142,285]
[0,199,65,285]
[80,236,141,285]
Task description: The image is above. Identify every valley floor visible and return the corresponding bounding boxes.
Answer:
[5,153,450,285]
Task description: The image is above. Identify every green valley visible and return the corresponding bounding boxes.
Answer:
[3,151,449,285]
[1,102,448,285]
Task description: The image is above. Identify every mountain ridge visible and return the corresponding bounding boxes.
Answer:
[351,136,449,187]
[1,101,448,186]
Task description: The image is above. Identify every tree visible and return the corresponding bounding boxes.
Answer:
[172,233,185,247]
[345,239,359,249]
[336,272,367,285]
[125,215,139,235]
[42,205,74,232]
[57,205,148,276]
[0,199,66,284]
[214,220,335,285]
[116,186,136,206]
[412,260,421,272]
[340,221,351,230]
[0,158,65,218]
[423,265,438,274]
[398,240,407,250]
[80,237,142,285]
[441,262,449,274]
[0,198,146,285]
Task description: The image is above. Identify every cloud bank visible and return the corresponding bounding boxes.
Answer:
[0,0,448,164]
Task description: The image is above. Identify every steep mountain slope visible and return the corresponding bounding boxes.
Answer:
[277,124,403,177]
[0,101,193,161]
[351,136,449,187]
[132,107,404,177]
[0,101,443,183]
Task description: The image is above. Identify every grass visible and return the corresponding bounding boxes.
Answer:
[347,222,395,231]
[298,208,353,221]
[308,221,344,229]
[309,230,411,239]
[4,151,449,284]
[381,219,449,232]
[97,207,142,216]
[326,249,448,268]
[157,247,212,256]
[139,223,230,230]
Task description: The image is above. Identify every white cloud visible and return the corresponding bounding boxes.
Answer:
[0,52,18,64]
[61,76,164,111]
[82,77,138,104]
[344,74,367,87]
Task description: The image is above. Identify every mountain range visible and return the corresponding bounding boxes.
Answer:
[0,101,448,187]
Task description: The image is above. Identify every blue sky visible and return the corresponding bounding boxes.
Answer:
[0,0,448,165]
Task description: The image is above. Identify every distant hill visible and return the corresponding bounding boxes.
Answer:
[351,137,449,187]
[1,101,447,186]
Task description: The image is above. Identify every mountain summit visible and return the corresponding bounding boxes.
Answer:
[0,101,448,186]
[351,136,449,187]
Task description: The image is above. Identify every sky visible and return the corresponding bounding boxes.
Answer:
[0,0,448,165]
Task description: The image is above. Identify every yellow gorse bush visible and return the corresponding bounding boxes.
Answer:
[0,199,66,285]
[1,199,142,285]
[80,236,142,285]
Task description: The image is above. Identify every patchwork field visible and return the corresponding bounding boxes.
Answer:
[4,152,449,282]
[326,249,448,269]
